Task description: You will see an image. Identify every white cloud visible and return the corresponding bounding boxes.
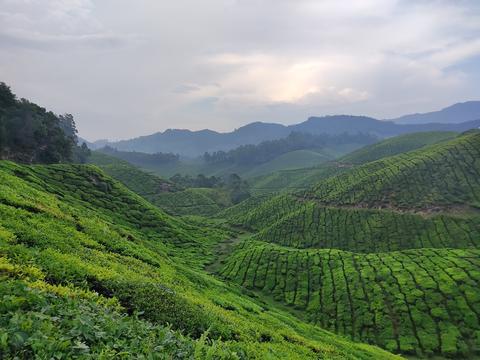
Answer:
[0,0,479,139]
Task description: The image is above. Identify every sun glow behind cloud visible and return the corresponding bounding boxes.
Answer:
[0,0,479,139]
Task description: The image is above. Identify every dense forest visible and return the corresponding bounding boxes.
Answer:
[0,83,90,164]
[203,132,378,165]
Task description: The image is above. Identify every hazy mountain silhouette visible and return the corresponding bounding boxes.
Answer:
[390,101,480,124]
[87,103,480,156]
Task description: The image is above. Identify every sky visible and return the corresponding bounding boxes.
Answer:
[1,0,480,141]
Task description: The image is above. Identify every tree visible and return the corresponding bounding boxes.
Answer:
[0,83,78,164]
[73,142,91,163]
[59,113,78,142]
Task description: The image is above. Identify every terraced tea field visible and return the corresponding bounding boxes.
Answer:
[310,131,480,210]
[220,240,480,357]
[248,131,460,195]
[340,131,457,165]
[0,161,398,359]
[222,193,480,252]
[216,131,480,358]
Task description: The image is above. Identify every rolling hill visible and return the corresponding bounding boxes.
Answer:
[309,131,480,210]
[248,131,458,195]
[215,130,480,358]
[340,131,457,165]
[103,147,336,179]
[2,83,479,359]
[220,241,480,357]
[0,160,397,359]
[88,152,233,216]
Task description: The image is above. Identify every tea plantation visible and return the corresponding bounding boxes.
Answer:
[88,152,231,216]
[248,131,460,195]
[309,131,480,210]
[0,161,397,359]
[220,240,480,357]
[216,131,480,358]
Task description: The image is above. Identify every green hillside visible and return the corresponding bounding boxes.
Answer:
[309,131,480,210]
[89,152,233,216]
[88,151,179,194]
[215,131,480,358]
[0,161,396,359]
[220,240,480,357]
[152,187,232,216]
[242,149,331,177]
[124,149,332,179]
[225,193,480,252]
[248,163,348,195]
[249,131,460,195]
[340,131,457,165]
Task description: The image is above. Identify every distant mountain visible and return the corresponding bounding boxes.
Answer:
[390,101,480,124]
[77,137,109,150]
[107,122,289,157]
[87,105,480,157]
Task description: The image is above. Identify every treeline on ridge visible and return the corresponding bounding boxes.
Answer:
[99,146,179,165]
[0,82,90,164]
[203,131,378,165]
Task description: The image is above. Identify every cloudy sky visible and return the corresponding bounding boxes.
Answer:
[1,0,480,140]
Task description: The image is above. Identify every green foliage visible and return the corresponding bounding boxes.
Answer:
[247,163,351,195]
[248,131,459,195]
[0,279,196,359]
[0,160,396,359]
[2,125,476,359]
[216,131,480,358]
[340,131,457,165]
[88,152,243,216]
[0,83,76,164]
[73,142,92,164]
[220,240,480,358]
[310,131,480,210]
[152,188,226,216]
[223,193,480,252]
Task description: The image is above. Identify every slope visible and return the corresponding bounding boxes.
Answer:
[216,131,480,358]
[309,130,480,210]
[220,240,480,357]
[241,149,332,178]
[340,131,457,165]
[88,152,231,216]
[0,161,396,359]
[249,131,457,195]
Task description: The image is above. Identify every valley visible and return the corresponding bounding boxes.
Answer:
[1,83,479,359]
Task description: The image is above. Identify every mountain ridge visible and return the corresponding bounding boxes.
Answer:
[389,100,480,124]
[84,102,480,156]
